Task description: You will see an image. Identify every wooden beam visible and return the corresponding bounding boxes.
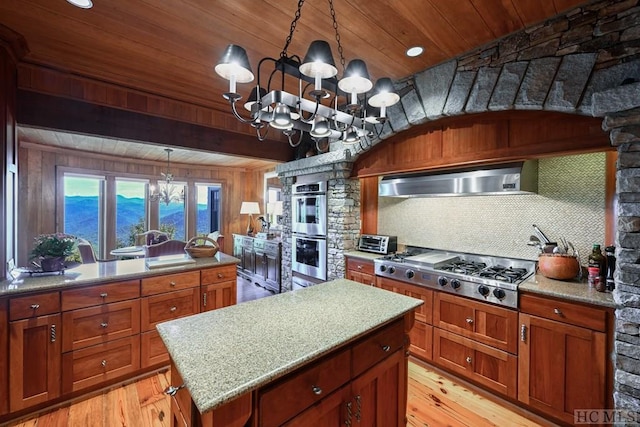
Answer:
[16,90,295,163]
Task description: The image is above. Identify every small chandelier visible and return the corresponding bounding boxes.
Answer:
[214,0,400,152]
[149,148,184,205]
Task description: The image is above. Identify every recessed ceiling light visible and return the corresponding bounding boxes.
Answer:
[66,0,93,9]
[406,46,424,57]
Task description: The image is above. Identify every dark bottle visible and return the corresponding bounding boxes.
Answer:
[605,245,616,291]
[588,244,607,292]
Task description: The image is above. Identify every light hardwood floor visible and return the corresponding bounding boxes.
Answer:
[4,361,557,427]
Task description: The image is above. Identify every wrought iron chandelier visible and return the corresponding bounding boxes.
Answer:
[214,0,400,152]
[149,148,184,205]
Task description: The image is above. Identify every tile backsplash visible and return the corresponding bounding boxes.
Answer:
[378,152,608,265]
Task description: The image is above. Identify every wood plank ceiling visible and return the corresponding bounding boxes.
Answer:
[0,0,590,167]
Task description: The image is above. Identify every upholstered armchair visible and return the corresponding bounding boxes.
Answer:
[135,230,169,246]
[77,238,117,263]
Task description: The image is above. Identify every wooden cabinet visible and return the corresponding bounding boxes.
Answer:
[376,276,433,361]
[201,264,237,311]
[171,316,411,427]
[9,313,61,412]
[0,299,7,416]
[234,234,282,293]
[431,292,518,398]
[345,257,375,286]
[518,293,611,424]
[61,280,140,311]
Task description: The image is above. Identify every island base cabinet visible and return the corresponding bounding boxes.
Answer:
[0,299,7,416]
[9,314,61,412]
[518,313,607,424]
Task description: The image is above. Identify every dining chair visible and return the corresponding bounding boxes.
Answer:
[135,230,169,246]
[144,239,187,258]
[77,238,117,264]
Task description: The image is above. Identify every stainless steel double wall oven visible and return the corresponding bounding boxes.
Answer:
[291,181,327,286]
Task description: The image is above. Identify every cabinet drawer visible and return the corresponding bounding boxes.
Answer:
[433,328,517,399]
[259,348,351,427]
[409,322,433,361]
[62,335,140,394]
[62,299,141,352]
[201,265,237,285]
[346,257,374,275]
[10,291,60,321]
[141,330,169,368]
[434,292,518,354]
[519,293,608,332]
[352,319,404,377]
[141,288,200,331]
[61,280,140,311]
[141,271,200,296]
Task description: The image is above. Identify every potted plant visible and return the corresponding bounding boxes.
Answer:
[30,233,77,271]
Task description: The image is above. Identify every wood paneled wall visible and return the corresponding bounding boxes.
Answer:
[354,111,611,178]
[17,143,272,265]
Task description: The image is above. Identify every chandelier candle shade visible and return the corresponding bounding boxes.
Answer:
[214,0,400,152]
[149,148,184,206]
[240,201,261,236]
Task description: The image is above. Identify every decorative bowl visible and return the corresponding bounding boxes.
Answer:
[538,253,580,280]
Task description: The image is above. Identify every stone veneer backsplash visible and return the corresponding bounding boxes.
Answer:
[378,152,607,265]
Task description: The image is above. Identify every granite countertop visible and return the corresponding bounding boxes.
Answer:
[156,278,423,415]
[343,250,385,261]
[0,252,239,297]
[519,274,615,308]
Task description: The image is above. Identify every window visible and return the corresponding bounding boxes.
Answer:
[196,183,222,235]
[63,174,105,253]
[158,183,186,240]
[116,179,147,247]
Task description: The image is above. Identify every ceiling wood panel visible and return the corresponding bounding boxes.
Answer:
[0,0,590,165]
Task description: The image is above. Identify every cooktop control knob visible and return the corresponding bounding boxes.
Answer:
[450,279,461,289]
[379,265,387,272]
[405,270,415,279]
[388,266,396,274]
[493,288,506,300]
[438,276,448,287]
[478,285,490,296]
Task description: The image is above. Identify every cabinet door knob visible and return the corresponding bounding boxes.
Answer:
[466,356,472,364]
[170,306,177,312]
[554,308,563,316]
[345,401,353,426]
[311,385,322,395]
[101,360,107,367]
[357,265,362,270]
[100,293,108,299]
[50,324,56,343]
[381,345,391,352]
[521,324,527,342]
[169,281,176,287]
[465,317,474,324]
[30,304,40,310]
[217,273,223,279]
[100,322,108,328]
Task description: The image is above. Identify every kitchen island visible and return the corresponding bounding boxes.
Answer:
[157,278,423,427]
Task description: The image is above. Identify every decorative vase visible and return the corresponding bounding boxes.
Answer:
[40,256,66,272]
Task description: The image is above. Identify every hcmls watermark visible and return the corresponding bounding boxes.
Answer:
[575,409,640,424]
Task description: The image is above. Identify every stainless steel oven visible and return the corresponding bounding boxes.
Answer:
[292,181,327,236]
[292,235,327,281]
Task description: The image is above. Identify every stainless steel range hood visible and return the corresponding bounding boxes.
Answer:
[379,160,538,197]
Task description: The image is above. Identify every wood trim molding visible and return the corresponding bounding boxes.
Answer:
[605,151,617,247]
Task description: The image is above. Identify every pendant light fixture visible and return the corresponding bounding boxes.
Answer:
[148,148,185,206]
[214,0,400,152]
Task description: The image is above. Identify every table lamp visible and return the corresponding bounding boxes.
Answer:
[240,201,261,235]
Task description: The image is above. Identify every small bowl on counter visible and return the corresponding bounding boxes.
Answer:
[537,253,581,281]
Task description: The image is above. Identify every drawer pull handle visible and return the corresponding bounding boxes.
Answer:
[101,359,107,367]
[30,304,40,310]
[170,306,177,312]
[169,281,176,287]
[465,318,474,324]
[554,308,563,316]
[355,395,362,422]
[217,273,224,279]
[100,322,108,328]
[345,401,353,426]
[521,324,527,342]
[381,345,391,352]
[311,385,322,395]
[50,324,56,343]
[466,356,472,364]
[357,265,362,270]
[165,384,185,397]
[100,293,108,299]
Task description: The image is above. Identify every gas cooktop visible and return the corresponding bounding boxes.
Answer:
[375,248,536,308]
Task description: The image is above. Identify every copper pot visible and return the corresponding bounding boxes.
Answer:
[538,253,580,280]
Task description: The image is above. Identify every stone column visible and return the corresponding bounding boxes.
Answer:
[327,177,360,280]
